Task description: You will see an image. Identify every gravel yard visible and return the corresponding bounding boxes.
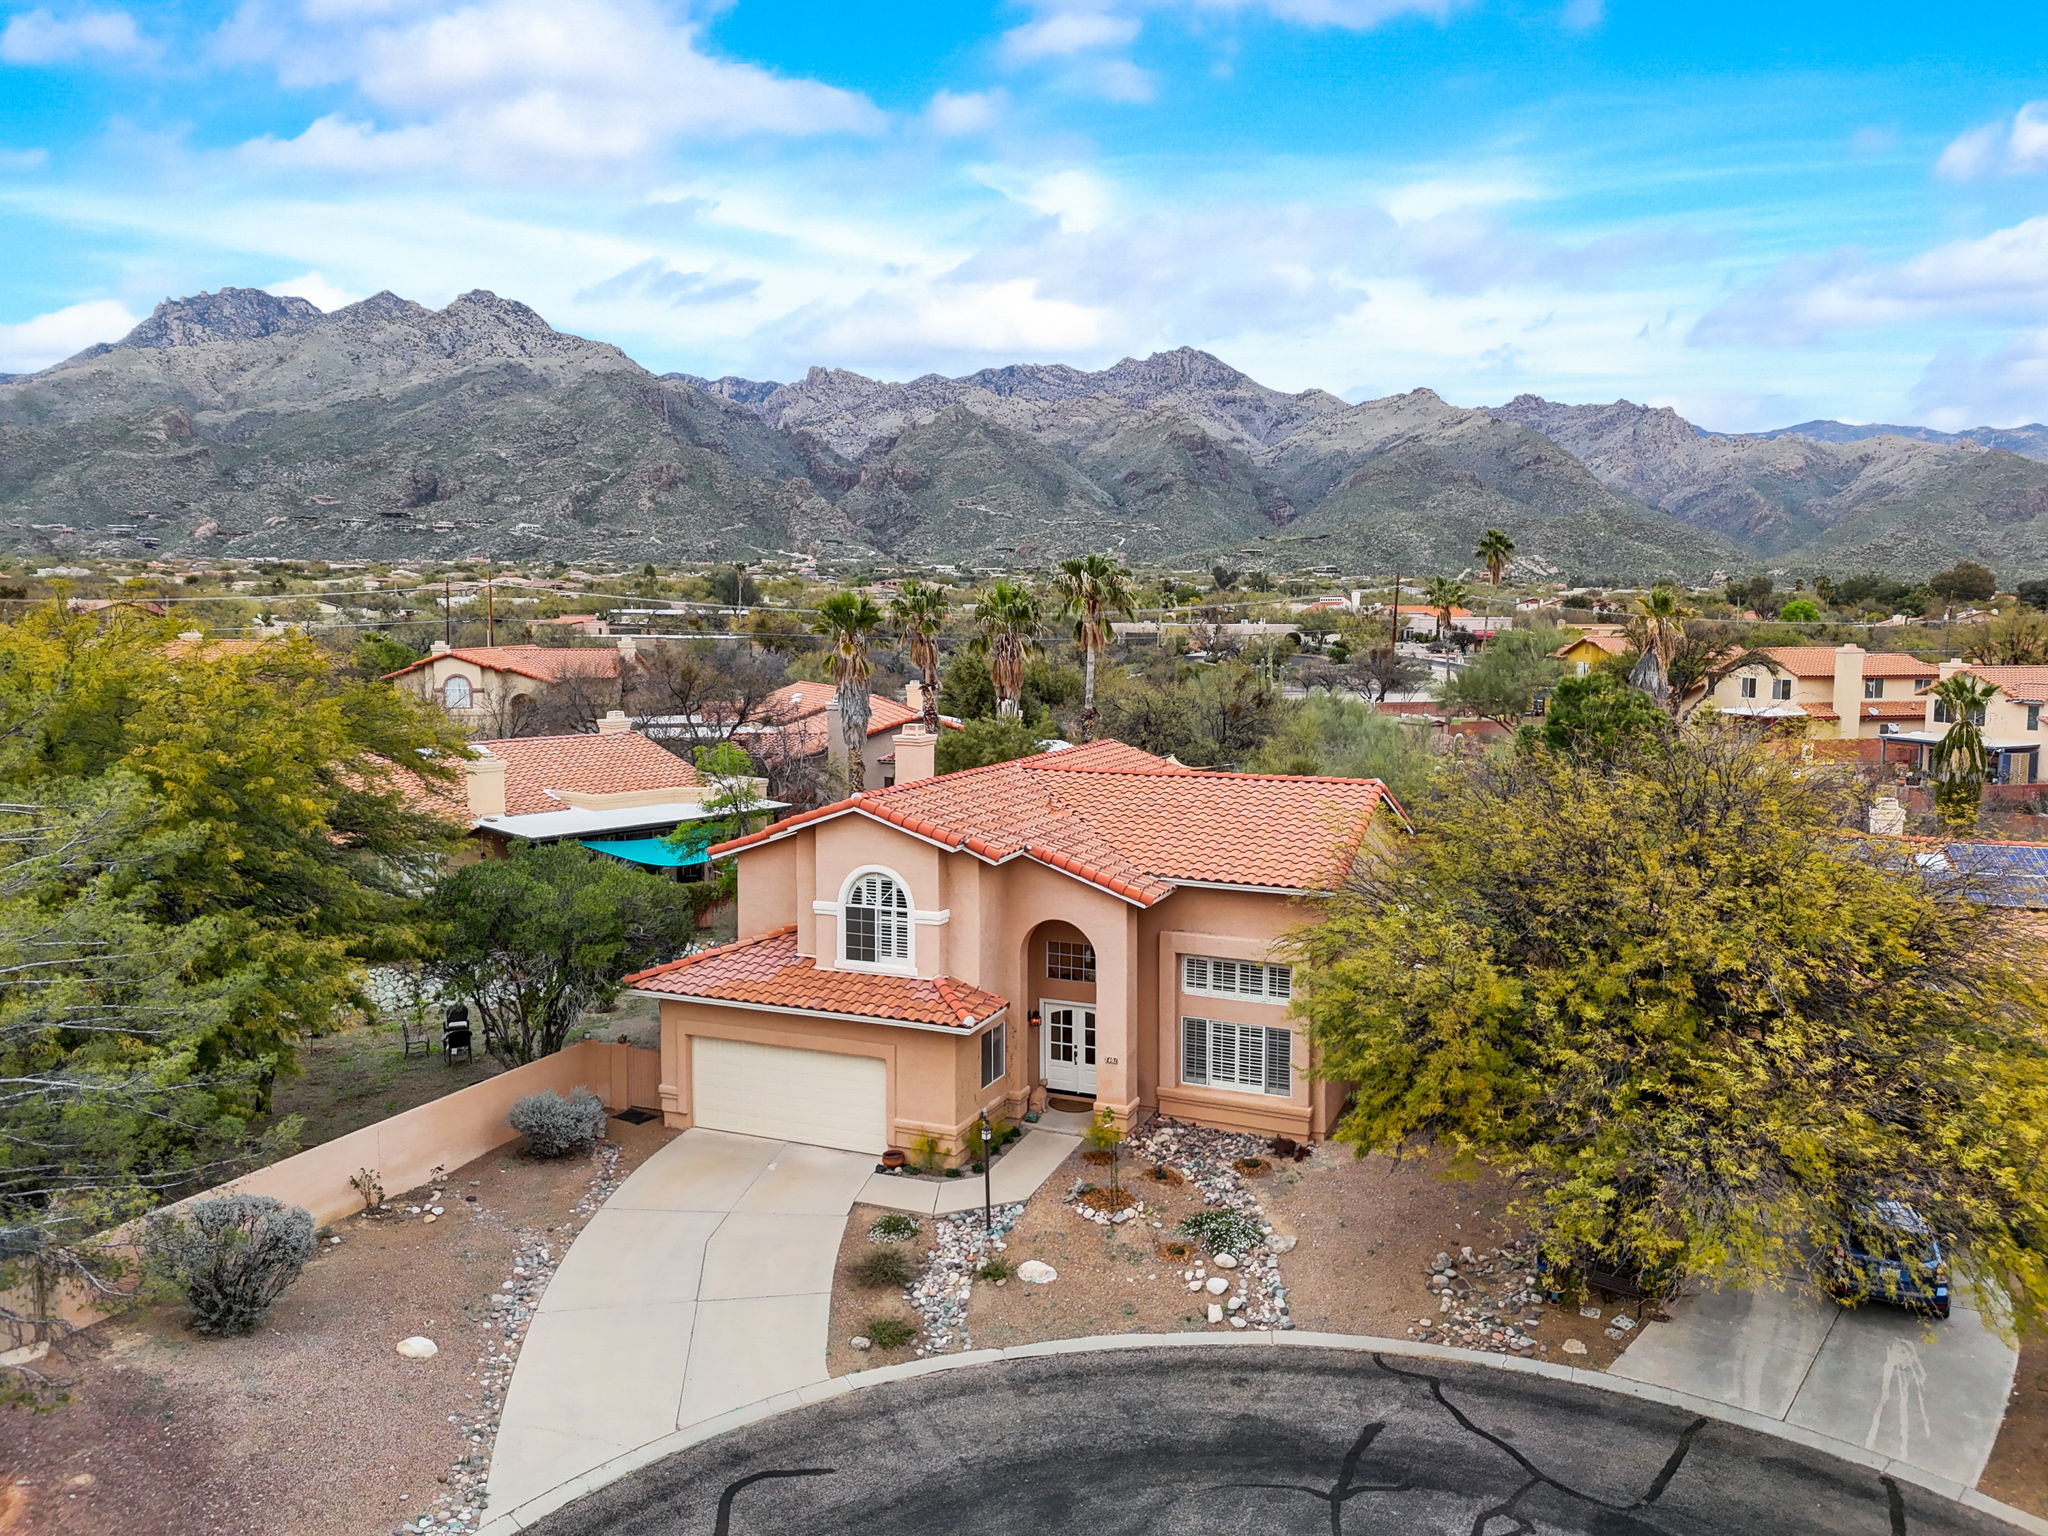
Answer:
[0,1119,672,1536]
[824,1116,1625,1373]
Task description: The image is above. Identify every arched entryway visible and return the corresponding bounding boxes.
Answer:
[1019,918,1101,1103]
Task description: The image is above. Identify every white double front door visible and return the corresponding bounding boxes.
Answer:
[1041,1001,1098,1095]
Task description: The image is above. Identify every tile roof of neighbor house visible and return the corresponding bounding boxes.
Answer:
[762,683,924,737]
[1753,647,1940,678]
[710,737,1405,907]
[1861,699,1928,720]
[1947,665,2048,702]
[1798,702,1840,721]
[381,644,622,685]
[625,927,1006,1029]
[163,635,279,660]
[1553,634,1631,658]
[478,731,703,816]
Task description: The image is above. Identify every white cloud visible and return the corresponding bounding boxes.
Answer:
[0,145,49,170]
[1696,215,2048,345]
[1064,56,1154,102]
[778,277,1106,363]
[1558,0,1602,30]
[1936,102,2048,180]
[975,166,1117,234]
[266,270,361,311]
[234,0,884,173]
[1911,331,2048,429]
[1000,10,1140,63]
[0,298,138,372]
[1383,175,1541,223]
[926,89,1003,136]
[0,5,146,63]
[1169,0,1461,26]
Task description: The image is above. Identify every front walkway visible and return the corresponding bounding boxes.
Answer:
[1610,1284,2019,1487]
[488,1124,1078,1516]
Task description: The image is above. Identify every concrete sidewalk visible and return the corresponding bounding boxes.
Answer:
[1610,1284,2018,1486]
[488,1124,1078,1517]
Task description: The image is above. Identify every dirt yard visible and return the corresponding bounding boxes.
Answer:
[0,1118,673,1536]
[826,1125,1625,1378]
[1981,1339,2048,1517]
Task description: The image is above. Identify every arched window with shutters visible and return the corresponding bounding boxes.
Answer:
[443,675,473,709]
[840,870,912,969]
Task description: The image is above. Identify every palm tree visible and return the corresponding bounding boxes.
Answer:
[1052,553,1137,740]
[809,590,884,792]
[973,580,1044,720]
[1627,583,1696,713]
[889,579,948,734]
[1928,673,2003,831]
[1475,528,1515,586]
[1423,576,1469,643]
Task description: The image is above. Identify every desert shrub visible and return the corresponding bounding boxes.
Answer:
[865,1316,918,1350]
[1179,1207,1264,1255]
[910,1133,945,1174]
[145,1195,317,1336]
[868,1212,919,1243]
[1146,1164,1185,1186]
[975,1254,1017,1282]
[1233,1156,1270,1178]
[850,1247,915,1288]
[508,1088,606,1158]
[1158,1239,1193,1262]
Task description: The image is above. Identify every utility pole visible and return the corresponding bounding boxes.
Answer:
[1386,571,1402,654]
[485,565,495,646]
[443,575,451,647]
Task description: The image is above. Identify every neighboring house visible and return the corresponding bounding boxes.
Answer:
[383,640,634,731]
[1875,663,2048,787]
[1381,604,1510,639]
[1706,645,1940,739]
[69,597,169,619]
[531,613,612,635]
[728,682,957,790]
[406,713,776,874]
[624,734,1407,1160]
[1552,633,1632,676]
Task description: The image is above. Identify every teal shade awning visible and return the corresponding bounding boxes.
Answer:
[578,836,710,868]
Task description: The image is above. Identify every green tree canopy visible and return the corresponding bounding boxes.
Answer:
[423,844,702,1066]
[1248,691,1435,805]
[935,716,1046,773]
[1291,720,2048,1330]
[1435,625,1563,725]
[1525,670,1671,763]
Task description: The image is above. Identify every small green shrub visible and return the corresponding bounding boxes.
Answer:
[865,1316,918,1350]
[868,1212,919,1243]
[145,1195,317,1336]
[945,1167,963,1178]
[508,1088,606,1158]
[1178,1207,1264,1255]
[910,1133,945,1174]
[975,1254,1017,1282]
[849,1247,914,1288]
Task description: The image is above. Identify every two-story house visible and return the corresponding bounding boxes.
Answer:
[1875,662,2048,786]
[1708,645,1941,738]
[384,641,633,733]
[623,735,1407,1160]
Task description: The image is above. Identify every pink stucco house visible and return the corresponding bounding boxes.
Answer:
[625,732,1406,1160]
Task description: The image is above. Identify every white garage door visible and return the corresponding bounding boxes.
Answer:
[689,1036,889,1154]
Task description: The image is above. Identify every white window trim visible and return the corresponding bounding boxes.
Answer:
[1181,954,1294,1003]
[833,865,917,976]
[812,899,948,925]
[1180,1015,1293,1097]
[979,1016,1007,1089]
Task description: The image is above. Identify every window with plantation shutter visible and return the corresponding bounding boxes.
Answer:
[1181,1016,1292,1096]
[841,872,911,967]
[1181,954,1292,1002]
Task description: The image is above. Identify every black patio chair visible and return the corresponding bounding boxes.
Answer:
[442,1003,473,1065]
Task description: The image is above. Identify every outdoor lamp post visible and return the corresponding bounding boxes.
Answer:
[978,1111,994,1236]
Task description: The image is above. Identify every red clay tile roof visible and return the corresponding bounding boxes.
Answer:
[1552,634,1631,658]
[710,737,1403,906]
[382,644,622,684]
[625,927,1006,1029]
[1797,701,1840,720]
[1757,646,1938,679]
[475,731,702,816]
[1950,665,2048,702]
[1861,699,1927,720]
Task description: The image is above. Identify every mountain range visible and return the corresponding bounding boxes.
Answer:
[3,285,2047,580]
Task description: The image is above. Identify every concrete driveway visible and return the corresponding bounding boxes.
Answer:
[1610,1285,2019,1487]
[489,1131,875,1514]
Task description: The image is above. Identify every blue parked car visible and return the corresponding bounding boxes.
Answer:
[1824,1201,1950,1320]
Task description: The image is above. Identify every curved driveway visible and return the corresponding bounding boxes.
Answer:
[518,1346,2026,1536]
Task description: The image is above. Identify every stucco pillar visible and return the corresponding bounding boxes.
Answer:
[1093,905,1143,1129]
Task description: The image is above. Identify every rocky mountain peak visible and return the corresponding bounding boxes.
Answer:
[115,287,321,351]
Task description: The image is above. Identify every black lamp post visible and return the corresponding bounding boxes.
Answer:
[978,1111,994,1237]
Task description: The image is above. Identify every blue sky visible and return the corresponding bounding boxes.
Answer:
[3,0,2048,429]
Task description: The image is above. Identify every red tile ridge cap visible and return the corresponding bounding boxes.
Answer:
[1022,844,1166,905]
[624,925,797,985]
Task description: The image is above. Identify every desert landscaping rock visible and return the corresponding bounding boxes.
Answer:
[396,1336,440,1360]
[1017,1260,1057,1284]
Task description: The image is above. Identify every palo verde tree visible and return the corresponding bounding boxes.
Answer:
[809,590,884,793]
[888,579,949,735]
[972,579,1044,721]
[1051,553,1137,741]
[1927,671,2003,831]
[1291,717,2048,1330]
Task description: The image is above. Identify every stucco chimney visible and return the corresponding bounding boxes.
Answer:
[463,749,506,818]
[1868,794,1906,837]
[430,640,451,655]
[893,726,938,785]
[904,680,925,716]
[596,709,632,735]
[615,635,639,663]
[1832,643,1865,725]
[823,696,849,773]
